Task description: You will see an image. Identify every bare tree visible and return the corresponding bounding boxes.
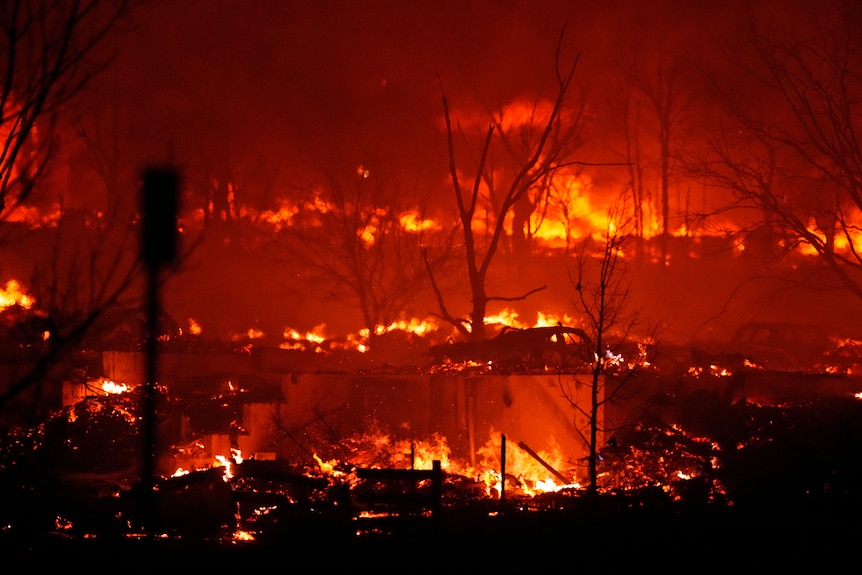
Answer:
[278,156,452,348]
[562,199,650,497]
[0,0,131,215]
[426,29,588,341]
[641,62,689,261]
[602,33,694,264]
[690,3,862,301]
[0,194,145,422]
[0,1,145,422]
[613,75,648,257]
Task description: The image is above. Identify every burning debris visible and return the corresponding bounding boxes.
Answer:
[1,281,862,557]
[425,324,592,374]
[691,321,862,376]
[1,376,847,543]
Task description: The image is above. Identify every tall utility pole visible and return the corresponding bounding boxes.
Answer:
[139,167,179,536]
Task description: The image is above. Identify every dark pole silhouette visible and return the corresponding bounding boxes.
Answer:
[140,167,179,536]
[500,433,506,509]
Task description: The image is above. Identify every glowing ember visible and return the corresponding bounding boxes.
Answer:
[55,516,73,530]
[0,203,62,228]
[688,364,736,377]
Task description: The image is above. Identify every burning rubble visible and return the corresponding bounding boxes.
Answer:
[1,273,862,561]
[0,384,717,544]
[3,349,861,549]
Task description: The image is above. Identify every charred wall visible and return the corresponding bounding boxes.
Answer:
[101,350,599,474]
[271,373,598,466]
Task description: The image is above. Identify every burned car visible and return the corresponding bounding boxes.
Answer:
[426,325,591,372]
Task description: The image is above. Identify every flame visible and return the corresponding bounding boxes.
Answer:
[214,450,242,481]
[285,324,327,344]
[688,363,737,377]
[376,316,441,337]
[0,279,35,311]
[498,99,555,131]
[483,308,523,328]
[99,379,129,394]
[230,327,265,342]
[313,453,343,476]
[188,317,202,335]
[392,434,452,471]
[710,365,733,377]
[257,198,300,231]
[322,427,569,505]
[399,210,440,233]
[281,323,328,351]
[481,309,577,332]
[472,431,576,497]
[55,516,73,531]
[0,203,62,228]
[799,215,862,256]
[534,311,577,327]
[345,332,369,353]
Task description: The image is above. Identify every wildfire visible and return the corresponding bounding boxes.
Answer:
[211,450,244,481]
[234,327,264,341]
[0,202,62,228]
[375,316,441,337]
[0,279,35,311]
[99,378,129,394]
[472,430,577,498]
[399,210,440,233]
[481,309,578,332]
[215,454,234,480]
[187,317,202,335]
[282,324,328,351]
[313,453,346,477]
[687,364,735,377]
[257,198,299,231]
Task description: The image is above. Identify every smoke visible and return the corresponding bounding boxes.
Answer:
[40,0,855,345]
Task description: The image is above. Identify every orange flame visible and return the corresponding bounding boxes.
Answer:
[187,317,202,335]
[99,379,129,394]
[0,279,35,311]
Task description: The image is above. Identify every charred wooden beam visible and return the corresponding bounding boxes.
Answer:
[516,441,569,484]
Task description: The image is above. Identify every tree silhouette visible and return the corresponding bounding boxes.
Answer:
[690,3,862,301]
[426,28,587,341]
[562,199,651,497]
[0,0,131,215]
[275,155,453,350]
